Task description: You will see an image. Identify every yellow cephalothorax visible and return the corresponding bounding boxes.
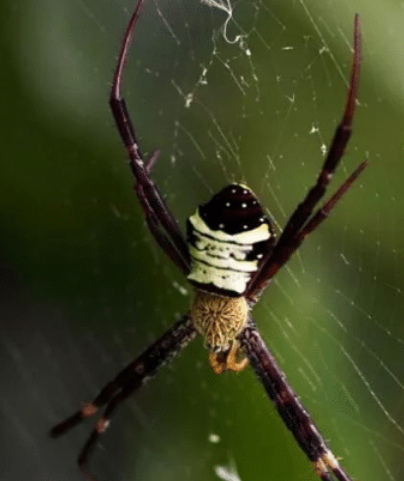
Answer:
[189,290,249,373]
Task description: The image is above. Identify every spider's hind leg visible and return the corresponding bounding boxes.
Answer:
[109,0,191,275]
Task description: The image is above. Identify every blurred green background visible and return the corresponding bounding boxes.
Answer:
[1,0,404,481]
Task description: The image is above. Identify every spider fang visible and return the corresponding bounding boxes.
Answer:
[209,341,249,374]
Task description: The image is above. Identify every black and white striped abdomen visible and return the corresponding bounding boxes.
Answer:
[187,183,275,297]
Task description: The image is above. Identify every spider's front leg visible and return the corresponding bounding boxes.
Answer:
[238,318,353,481]
[50,316,197,481]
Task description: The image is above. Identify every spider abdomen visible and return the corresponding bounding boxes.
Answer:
[187,183,275,297]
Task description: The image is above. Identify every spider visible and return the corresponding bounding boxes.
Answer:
[51,2,367,481]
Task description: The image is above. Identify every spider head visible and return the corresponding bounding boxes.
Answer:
[189,289,249,352]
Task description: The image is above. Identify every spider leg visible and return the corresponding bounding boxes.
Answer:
[238,318,353,481]
[136,183,190,274]
[247,15,362,301]
[50,316,196,442]
[138,150,187,270]
[294,159,367,243]
[109,0,190,274]
[77,370,162,481]
[279,14,360,241]
[247,159,367,302]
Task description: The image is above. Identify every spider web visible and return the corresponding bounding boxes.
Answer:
[2,1,404,481]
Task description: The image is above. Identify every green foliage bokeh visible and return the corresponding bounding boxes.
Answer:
[1,1,404,481]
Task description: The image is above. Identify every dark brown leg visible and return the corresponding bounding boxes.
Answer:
[238,318,353,481]
[51,316,197,480]
[109,0,190,274]
[247,15,363,301]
